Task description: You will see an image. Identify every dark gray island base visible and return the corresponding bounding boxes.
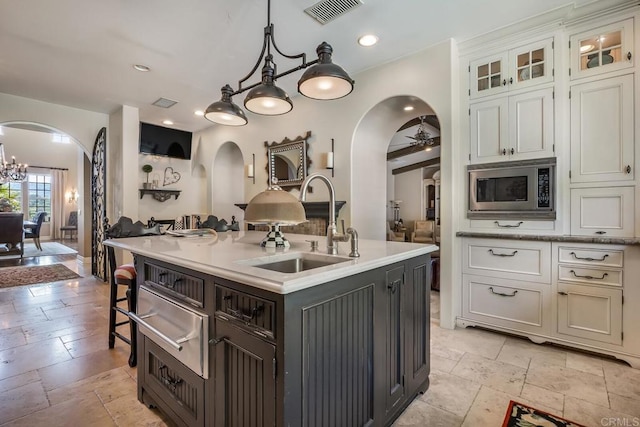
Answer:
[134,253,431,427]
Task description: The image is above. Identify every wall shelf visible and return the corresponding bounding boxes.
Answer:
[139,189,181,202]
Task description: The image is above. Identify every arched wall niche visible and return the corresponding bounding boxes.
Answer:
[211,141,245,224]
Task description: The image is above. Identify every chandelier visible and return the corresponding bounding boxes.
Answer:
[204,0,355,126]
[0,143,28,184]
[406,116,435,147]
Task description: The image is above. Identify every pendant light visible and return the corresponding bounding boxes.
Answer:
[204,0,354,126]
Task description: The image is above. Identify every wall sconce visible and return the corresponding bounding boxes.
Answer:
[326,138,334,177]
[67,189,78,203]
[247,153,255,184]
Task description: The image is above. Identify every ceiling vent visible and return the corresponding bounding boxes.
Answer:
[152,97,178,108]
[304,0,363,25]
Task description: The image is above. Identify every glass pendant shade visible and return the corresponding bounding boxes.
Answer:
[204,85,248,126]
[298,42,354,100]
[244,185,306,225]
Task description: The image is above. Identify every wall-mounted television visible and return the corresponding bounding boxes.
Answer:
[139,122,193,160]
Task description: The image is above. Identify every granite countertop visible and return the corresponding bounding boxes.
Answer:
[104,231,438,294]
[456,231,640,245]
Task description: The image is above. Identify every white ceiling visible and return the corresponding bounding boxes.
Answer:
[0,0,604,133]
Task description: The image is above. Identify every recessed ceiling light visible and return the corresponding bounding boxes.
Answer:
[133,64,150,72]
[580,44,594,53]
[162,120,174,125]
[194,110,205,116]
[403,106,414,111]
[358,34,379,47]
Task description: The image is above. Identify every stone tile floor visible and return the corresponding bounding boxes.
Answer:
[0,260,638,426]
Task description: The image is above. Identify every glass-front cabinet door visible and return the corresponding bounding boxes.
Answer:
[469,38,553,98]
[470,53,508,98]
[509,38,554,91]
[570,18,634,80]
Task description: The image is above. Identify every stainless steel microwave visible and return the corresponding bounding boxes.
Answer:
[468,157,556,220]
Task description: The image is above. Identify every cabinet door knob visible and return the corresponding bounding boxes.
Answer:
[626,165,631,174]
[509,77,513,84]
[502,79,507,86]
[501,148,506,155]
[627,52,632,61]
[558,291,568,296]
[510,148,514,155]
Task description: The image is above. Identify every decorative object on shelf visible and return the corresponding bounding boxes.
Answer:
[247,153,255,184]
[141,164,153,189]
[266,131,312,191]
[203,0,354,126]
[139,189,181,202]
[586,49,614,68]
[326,138,334,177]
[390,200,402,230]
[0,143,28,183]
[163,167,181,186]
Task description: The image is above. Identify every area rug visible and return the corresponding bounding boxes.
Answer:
[502,401,584,427]
[0,264,81,288]
[0,242,77,260]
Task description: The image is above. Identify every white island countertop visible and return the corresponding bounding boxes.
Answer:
[104,231,439,294]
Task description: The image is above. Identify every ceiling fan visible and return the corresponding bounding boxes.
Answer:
[406,116,435,147]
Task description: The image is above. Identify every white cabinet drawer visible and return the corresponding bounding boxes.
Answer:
[463,238,551,283]
[470,219,556,232]
[463,275,550,334]
[558,266,622,287]
[558,247,623,268]
[556,282,622,345]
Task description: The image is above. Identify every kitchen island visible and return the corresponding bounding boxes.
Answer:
[105,230,438,427]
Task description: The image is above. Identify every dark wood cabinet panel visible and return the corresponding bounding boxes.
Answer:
[214,318,276,427]
[385,266,406,416]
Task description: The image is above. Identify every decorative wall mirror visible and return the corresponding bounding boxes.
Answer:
[266,131,312,190]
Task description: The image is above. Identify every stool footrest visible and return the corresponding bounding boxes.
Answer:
[111,331,132,345]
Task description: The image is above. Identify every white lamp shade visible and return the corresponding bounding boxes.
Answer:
[298,75,353,100]
[244,95,292,115]
[326,152,334,169]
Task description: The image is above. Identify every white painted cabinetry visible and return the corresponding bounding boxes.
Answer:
[570,186,635,237]
[459,238,640,367]
[569,74,635,183]
[569,18,634,81]
[470,87,554,163]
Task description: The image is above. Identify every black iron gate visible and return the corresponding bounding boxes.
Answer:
[91,127,107,280]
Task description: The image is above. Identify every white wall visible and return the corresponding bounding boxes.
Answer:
[211,142,244,223]
[394,168,424,227]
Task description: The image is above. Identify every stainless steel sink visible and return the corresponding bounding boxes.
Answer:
[242,253,352,273]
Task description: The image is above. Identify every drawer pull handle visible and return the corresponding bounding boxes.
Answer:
[225,297,264,323]
[388,279,402,294]
[558,291,568,296]
[158,271,168,278]
[159,365,183,391]
[569,270,608,280]
[128,312,183,352]
[489,287,518,297]
[595,231,606,235]
[488,249,518,257]
[569,252,608,262]
[209,336,228,346]
[494,221,523,228]
[167,278,183,289]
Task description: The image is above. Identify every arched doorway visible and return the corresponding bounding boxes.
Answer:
[0,121,91,257]
[351,95,443,323]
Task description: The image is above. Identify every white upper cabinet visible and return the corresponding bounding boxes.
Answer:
[570,74,634,183]
[570,18,634,80]
[470,87,554,163]
[470,38,554,99]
